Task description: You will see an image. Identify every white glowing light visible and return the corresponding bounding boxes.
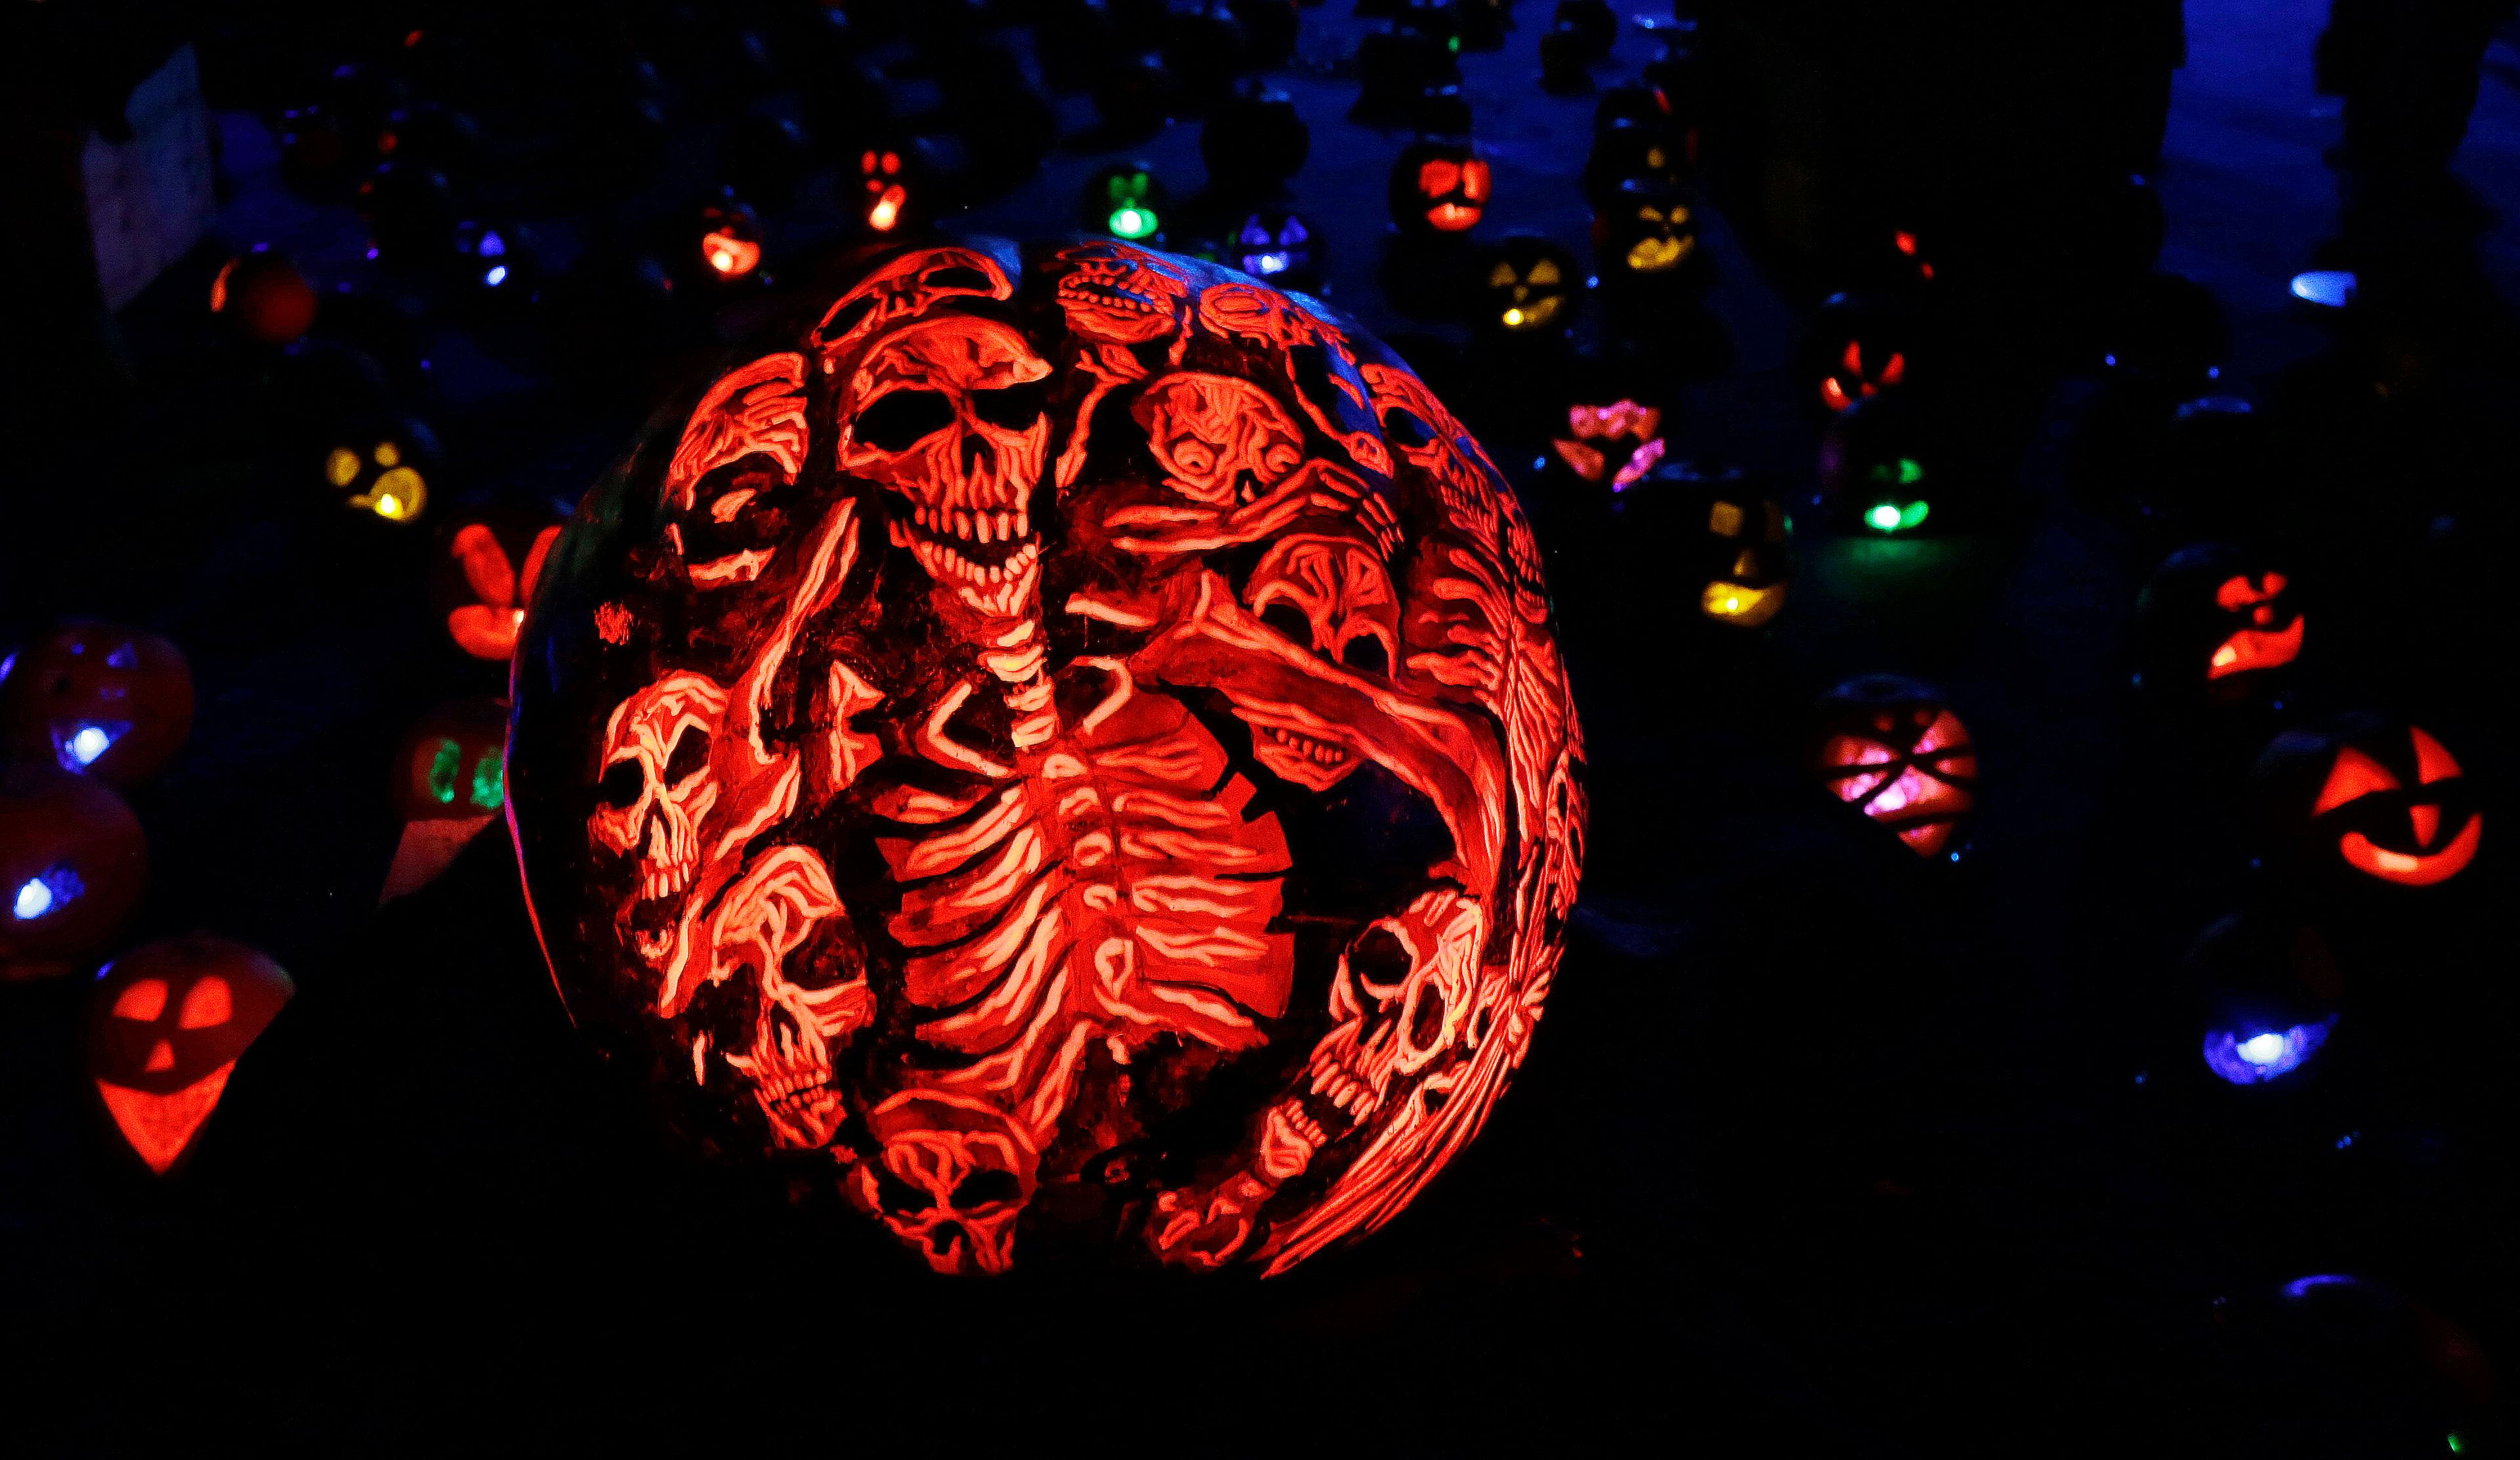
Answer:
[68,725,113,766]
[12,878,52,920]
[484,265,509,287]
[2236,1032,2288,1065]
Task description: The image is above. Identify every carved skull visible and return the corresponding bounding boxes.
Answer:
[1131,372,1305,508]
[1235,530,1401,791]
[812,246,1013,353]
[1309,891,1488,1121]
[1050,241,1193,345]
[849,1090,1039,1276]
[841,317,1052,616]
[704,846,869,1152]
[589,671,730,902]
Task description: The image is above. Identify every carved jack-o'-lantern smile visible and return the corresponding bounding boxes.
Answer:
[2310,727,2482,886]
[1815,680,1977,857]
[1698,495,1790,626]
[326,435,429,522]
[511,242,1586,1277]
[1551,399,1665,489]
[2208,572,2303,680]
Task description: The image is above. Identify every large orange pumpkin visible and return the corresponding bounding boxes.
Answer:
[509,242,1586,1276]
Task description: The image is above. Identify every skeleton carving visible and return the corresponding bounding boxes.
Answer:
[516,242,1584,1277]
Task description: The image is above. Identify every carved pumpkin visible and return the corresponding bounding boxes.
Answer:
[1476,236,1580,343]
[433,509,564,662]
[1581,121,1681,211]
[1,765,147,981]
[1549,397,1667,492]
[1818,393,1941,534]
[1594,179,1701,289]
[86,935,293,1174]
[2,623,194,784]
[1610,460,1793,628]
[1081,162,1171,244]
[1231,210,1323,293]
[509,241,1586,1276]
[208,245,318,347]
[1812,676,1977,859]
[2187,910,2343,1087]
[1804,293,1919,414]
[322,416,438,524]
[1389,139,1491,236]
[854,143,921,236]
[392,697,510,822]
[2135,544,2305,713]
[2254,717,2484,890]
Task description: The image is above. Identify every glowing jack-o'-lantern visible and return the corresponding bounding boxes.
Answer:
[1805,294,1918,414]
[2136,544,2305,713]
[394,698,509,821]
[508,240,1585,1276]
[1478,237,1579,341]
[433,509,564,661]
[1595,180,1699,286]
[694,197,765,284]
[2187,910,2343,1087]
[1081,163,1169,243]
[1819,393,1942,535]
[1550,398,1666,491]
[86,935,293,1174]
[1813,676,1977,858]
[3,624,194,784]
[323,419,437,523]
[2,765,146,981]
[1640,462,1793,628]
[2255,718,2484,890]
[1389,139,1491,236]
[1232,210,1322,291]
[856,145,917,235]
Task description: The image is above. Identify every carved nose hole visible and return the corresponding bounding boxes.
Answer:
[663,726,711,784]
[1341,635,1389,677]
[971,381,1047,429]
[1406,980,1448,1051]
[1259,603,1311,646]
[929,1221,966,1257]
[952,1169,1020,1209]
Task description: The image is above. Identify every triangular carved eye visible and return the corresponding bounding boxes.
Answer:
[178,977,232,1030]
[2411,726,2461,784]
[111,977,169,1022]
[2313,746,2400,815]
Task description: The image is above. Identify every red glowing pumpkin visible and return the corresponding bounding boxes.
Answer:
[1813,676,1977,859]
[2136,544,2304,713]
[1389,139,1492,236]
[2,623,194,785]
[1,765,148,980]
[509,242,1585,1276]
[434,509,563,661]
[86,934,293,1174]
[2256,718,2483,889]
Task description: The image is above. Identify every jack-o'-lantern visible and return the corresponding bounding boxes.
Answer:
[1804,293,1918,414]
[2135,544,2304,713]
[1595,179,1701,288]
[2186,910,2343,1086]
[1,765,146,981]
[2254,717,2485,890]
[855,143,922,236]
[1813,676,1977,858]
[86,935,293,1174]
[688,194,766,286]
[1081,163,1171,244]
[393,697,509,822]
[451,220,539,304]
[1232,210,1324,292]
[1549,397,1666,492]
[433,508,565,661]
[1477,237,1580,344]
[3,624,194,784]
[1202,90,1309,196]
[1612,460,1794,628]
[322,416,439,524]
[208,245,318,346]
[508,240,1586,1276]
[1389,139,1491,236]
[1818,393,1941,534]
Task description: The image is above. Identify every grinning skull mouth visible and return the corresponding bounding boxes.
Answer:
[1239,710,1354,791]
[884,510,1045,616]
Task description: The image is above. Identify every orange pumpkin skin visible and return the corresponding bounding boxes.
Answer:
[2254,716,2485,891]
[509,242,1586,1276]
[1,624,195,786]
[85,934,294,1174]
[1,765,148,981]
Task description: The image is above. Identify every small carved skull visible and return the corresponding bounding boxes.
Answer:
[1309,890,1489,1121]
[841,316,1052,532]
[849,1090,1039,1276]
[589,671,730,902]
[1132,372,1305,507]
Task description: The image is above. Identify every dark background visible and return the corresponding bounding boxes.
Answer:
[3,0,2517,1451]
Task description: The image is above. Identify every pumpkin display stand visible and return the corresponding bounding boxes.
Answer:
[510,241,1585,1276]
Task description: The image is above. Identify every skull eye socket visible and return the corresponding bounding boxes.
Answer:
[177,977,232,1029]
[1379,409,1435,449]
[951,1169,1021,1209]
[1341,634,1390,677]
[874,1165,931,1213]
[1407,981,1448,1049]
[970,381,1048,430]
[663,725,711,784]
[1349,925,1411,998]
[598,758,646,808]
[855,389,956,452]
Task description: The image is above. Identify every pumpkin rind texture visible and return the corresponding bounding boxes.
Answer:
[510,242,1586,1276]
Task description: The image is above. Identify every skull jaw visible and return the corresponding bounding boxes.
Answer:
[1233,704,1362,792]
